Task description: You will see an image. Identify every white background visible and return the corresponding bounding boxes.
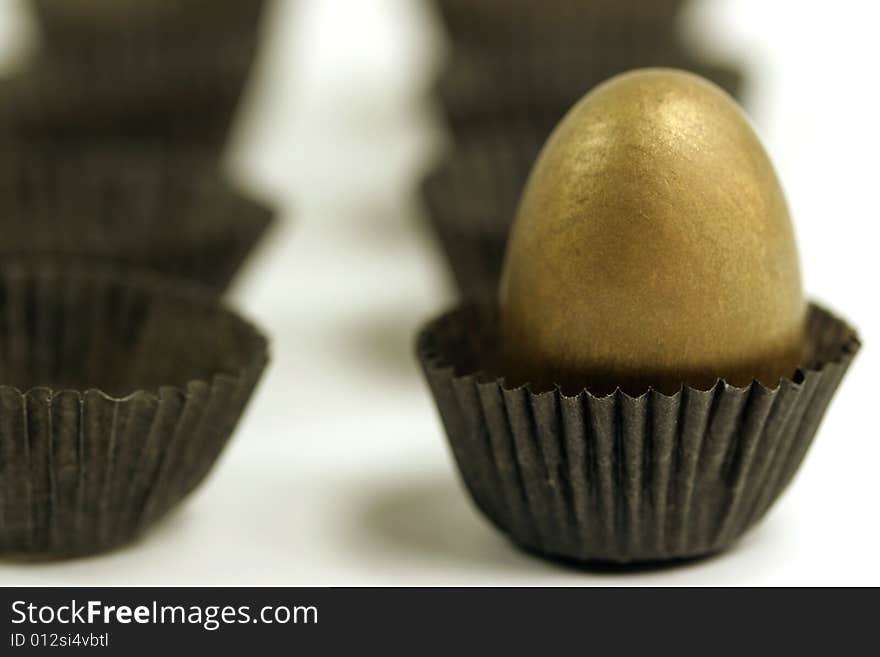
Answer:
[0,0,877,585]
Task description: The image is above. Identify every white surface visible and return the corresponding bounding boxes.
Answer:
[0,0,877,586]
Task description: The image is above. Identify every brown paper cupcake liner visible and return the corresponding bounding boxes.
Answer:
[33,0,267,50]
[0,34,260,146]
[0,262,269,558]
[0,141,275,291]
[417,303,860,564]
[437,46,744,133]
[434,0,687,51]
[421,130,542,299]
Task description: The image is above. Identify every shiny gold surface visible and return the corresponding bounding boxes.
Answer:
[499,69,805,395]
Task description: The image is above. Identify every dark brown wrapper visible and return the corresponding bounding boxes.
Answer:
[32,0,267,49]
[417,303,860,563]
[0,142,275,291]
[434,0,686,51]
[421,130,542,299]
[0,32,262,148]
[0,263,269,558]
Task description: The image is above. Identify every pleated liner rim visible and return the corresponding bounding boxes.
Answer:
[0,263,269,403]
[4,262,270,384]
[0,263,270,558]
[417,302,860,563]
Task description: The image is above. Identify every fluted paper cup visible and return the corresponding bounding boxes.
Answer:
[0,141,275,291]
[417,302,860,564]
[434,0,686,51]
[421,130,543,299]
[0,38,257,148]
[0,262,269,558]
[32,0,268,53]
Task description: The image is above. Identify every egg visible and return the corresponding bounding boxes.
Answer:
[499,68,805,395]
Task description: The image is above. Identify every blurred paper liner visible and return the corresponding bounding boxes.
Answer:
[421,130,543,300]
[32,0,267,47]
[0,142,275,291]
[0,262,269,559]
[417,303,859,564]
[0,0,264,151]
[0,32,263,148]
[433,0,687,50]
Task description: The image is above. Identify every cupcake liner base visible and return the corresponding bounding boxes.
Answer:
[417,303,859,563]
[0,264,269,558]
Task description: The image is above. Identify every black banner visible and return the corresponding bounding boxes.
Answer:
[0,587,873,652]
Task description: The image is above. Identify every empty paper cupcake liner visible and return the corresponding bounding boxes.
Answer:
[434,0,687,51]
[0,141,275,291]
[33,0,268,50]
[417,303,860,563]
[0,34,260,147]
[0,262,269,558]
[421,130,542,299]
[437,46,744,134]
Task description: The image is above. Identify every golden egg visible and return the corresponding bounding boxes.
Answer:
[499,68,805,395]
